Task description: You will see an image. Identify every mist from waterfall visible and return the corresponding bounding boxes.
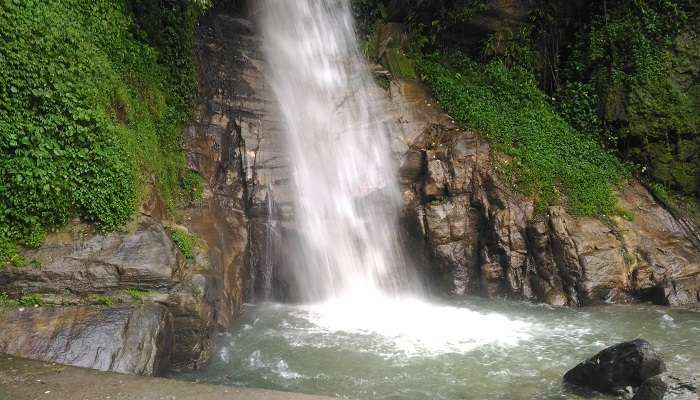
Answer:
[260,0,412,301]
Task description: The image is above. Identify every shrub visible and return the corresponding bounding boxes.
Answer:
[0,0,202,264]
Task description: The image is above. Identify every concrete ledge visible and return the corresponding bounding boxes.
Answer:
[0,355,333,400]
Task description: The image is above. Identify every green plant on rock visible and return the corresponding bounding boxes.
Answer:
[167,227,196,259]
[0,0,204,265]
[125,288,148,302]
[180,170,205,207]
[94,295,114,306]
[555,0,700,197]
[0,293,18,307]
[17,294,44,307]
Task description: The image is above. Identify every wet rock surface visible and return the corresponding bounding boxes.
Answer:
[563,339,666,395]
[0,217,223,373]
[390,77,700,307]
[0,305,172,376]
[186,7,296,303]
[633,372,698,400]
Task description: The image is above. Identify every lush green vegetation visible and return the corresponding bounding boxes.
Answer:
[418,56,628,215]
[0,0,207,265]
[167,227,196,259]
[354,0,699,216]
[554,1,699,198]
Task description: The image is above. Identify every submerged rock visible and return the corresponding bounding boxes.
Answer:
[633,373,698,400]
[563,339,666,395]
[0,305,172,376]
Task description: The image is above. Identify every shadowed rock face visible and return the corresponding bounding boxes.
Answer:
[389,79,700,306]
[185,7,299,303]
[0,305,172,376]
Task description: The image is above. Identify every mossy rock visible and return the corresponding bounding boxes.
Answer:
[383,48,417,80]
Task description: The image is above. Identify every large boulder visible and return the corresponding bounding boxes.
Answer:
[563,339,666,395]
[0,305,173,376]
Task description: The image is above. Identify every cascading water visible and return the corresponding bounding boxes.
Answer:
[257,0,531,350]
[260,0,410,301]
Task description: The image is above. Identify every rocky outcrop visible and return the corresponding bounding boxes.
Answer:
[0,217,221,373]
[389,78,700,306]
[0,305,172,376]
[0,218,181,295]
[563,339,666,395]
[185,7,296,303]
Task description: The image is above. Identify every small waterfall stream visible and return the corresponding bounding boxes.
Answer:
[260,0,411,302]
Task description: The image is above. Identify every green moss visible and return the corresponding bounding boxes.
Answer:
[418,55,629,216]
[94,295,114,306]
[384,48,417,80]
[180,170,204,207]
[167,227,196,259]
[125,288,148,302]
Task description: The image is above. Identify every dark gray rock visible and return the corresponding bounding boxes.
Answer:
[633,373,698,400]
[563,339,666,395]
[0,305,172,376]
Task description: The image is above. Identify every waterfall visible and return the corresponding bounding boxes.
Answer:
[260,0,413,301]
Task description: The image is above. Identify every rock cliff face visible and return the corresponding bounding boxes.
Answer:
[389,79,700,306]
[0,217,216,374]
[187,6,700,308]
[185,8,296,303]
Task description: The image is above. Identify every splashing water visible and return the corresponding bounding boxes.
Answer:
[261,0,409,301]
[259,0,530,354]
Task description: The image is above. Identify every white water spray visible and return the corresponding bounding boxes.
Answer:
[261,0,409,301]
[259,0,532,351]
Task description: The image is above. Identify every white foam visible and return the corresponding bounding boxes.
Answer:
[299,294,533,356]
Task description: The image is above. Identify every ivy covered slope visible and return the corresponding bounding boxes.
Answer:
[0,0,205,264]
[355,0,699,217]
[417,56,628,216]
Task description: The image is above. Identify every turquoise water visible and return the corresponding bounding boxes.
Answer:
[172,298,700,399]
